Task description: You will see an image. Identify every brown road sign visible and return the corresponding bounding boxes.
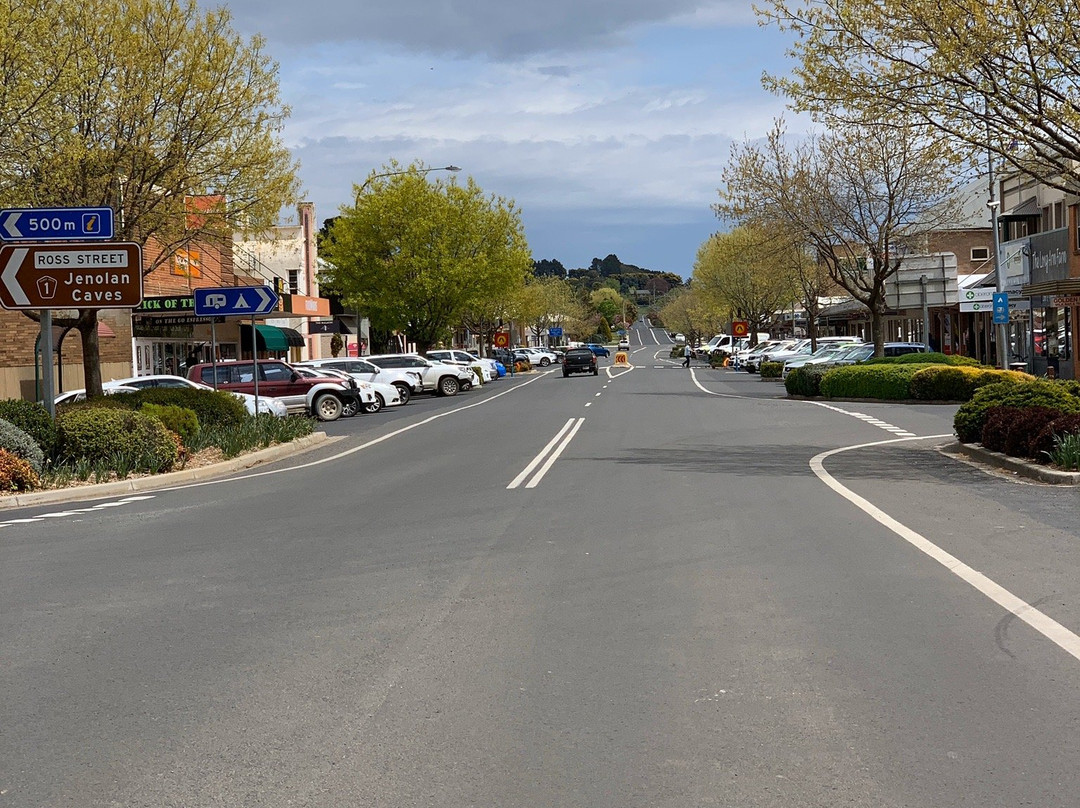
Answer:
[0,242,143,309]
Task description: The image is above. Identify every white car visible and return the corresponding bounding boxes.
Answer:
[54,385,140,406]
[426,349,498,382]
[517,347,559,367]
[293,366,402,413]
[366,354,474,396]
[103,374,290,418]
[782,342,865,379]
[617,337,631,351]
[296,358,419,404]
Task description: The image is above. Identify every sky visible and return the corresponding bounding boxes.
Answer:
[213,0,801,278]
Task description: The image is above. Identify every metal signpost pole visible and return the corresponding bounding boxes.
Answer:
[210,320,218,390]
[251,312,260,410]
[40,311,54,417]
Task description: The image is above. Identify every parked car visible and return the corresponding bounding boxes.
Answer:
[782,342,865,378]
[366,353,472,396]
[492,347,532,370]
[562,347,599,376]
[741,339,797,373]
[297,357,418,404]
[518,347,559,366]
[187,360,365,421]
[101,373,291,418]
[54,385,140,406]
[617,337,631,351]
[585,343,611,357]
[425,349,498,382]
[293,366,400,413]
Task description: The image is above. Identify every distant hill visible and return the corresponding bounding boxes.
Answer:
[533,254,683,297]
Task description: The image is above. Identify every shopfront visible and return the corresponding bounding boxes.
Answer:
[132,295,237,377]
[1020,228,1077,379]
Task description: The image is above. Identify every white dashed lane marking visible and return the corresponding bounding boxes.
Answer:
[0,495,157,530]
[812,402,917,437]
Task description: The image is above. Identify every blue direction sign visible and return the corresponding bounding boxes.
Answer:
[193,285,279,317]
[992,292,1010,324]
[548,326,563,337]
[0,207,114,241]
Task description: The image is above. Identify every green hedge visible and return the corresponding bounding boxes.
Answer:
[100,387,248,430]
[862,352,981,366]
[759,361,783,378]
[908,366,1032,401]
[819,364,925,400]
[56,407,180,471]
[953,379,1080,443]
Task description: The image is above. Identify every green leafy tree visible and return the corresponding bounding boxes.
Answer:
[321,163,532,353]
[0,0,299,396]
[590,288,623,326]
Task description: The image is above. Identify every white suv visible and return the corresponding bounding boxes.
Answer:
[367,354,473,396]
[426,350,498,382]
[297,358,420,405]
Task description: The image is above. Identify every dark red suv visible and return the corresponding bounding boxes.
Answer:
[187,359,361,421]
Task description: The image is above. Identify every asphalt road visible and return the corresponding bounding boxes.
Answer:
[3,323,1080,807]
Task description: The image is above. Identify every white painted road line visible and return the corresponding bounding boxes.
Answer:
[507,417,585,490]
[812,436,1080,665]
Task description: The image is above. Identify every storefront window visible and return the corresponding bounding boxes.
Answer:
[1035,306,1072,362]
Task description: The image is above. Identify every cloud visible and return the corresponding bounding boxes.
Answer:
[219,0,752,59]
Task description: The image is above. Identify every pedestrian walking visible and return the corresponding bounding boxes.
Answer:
[682,343,691,368]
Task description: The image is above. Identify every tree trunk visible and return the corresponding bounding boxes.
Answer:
[77,310,103,397]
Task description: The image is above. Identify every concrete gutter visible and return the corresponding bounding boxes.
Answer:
[0,432,334,510]
[944,441,1080,486]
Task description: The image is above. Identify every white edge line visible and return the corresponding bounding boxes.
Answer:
[525,418,584,489]
[507,418,576,489]
[811,434,1080,663]
[154,371,553,493]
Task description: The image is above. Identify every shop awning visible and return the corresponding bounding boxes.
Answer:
[241,323,307,352]
[999,197,1040,221]
[1021,278,1080,297]
[958,272,992,289]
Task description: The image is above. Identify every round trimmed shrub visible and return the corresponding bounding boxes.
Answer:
[980,407,1024,453]
[760,361,783,378]
[0,399,58,457]
[1002,406,1065,458]
[953,380,1080,443]
[784,365,829,397]
[0,418,46,473]
[0,448,39,492]
[139,403,200,445]
[56,407,180,471]
[909,366,1032,402]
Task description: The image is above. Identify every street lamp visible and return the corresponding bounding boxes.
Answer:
[354,164,461,200]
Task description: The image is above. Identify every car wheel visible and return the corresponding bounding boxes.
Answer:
[363,394,384,414]
[563,370,569,377]
[314,393,343,421]
[539,357,551,366]
[393,382,412,405]
[438,376,459,396]
[592,368,599,376]
[342,398,359,417]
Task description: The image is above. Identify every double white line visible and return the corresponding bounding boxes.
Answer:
[507,417,585,489]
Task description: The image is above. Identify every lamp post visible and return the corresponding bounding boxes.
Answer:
[354,164,461,201]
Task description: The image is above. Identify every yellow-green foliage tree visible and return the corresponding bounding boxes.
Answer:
[693,225,797,344]
[0,0,300,395]
[718,118,963,354]
[322,163,532,353]
[658,287,723,347]
[760,0,1080,192]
